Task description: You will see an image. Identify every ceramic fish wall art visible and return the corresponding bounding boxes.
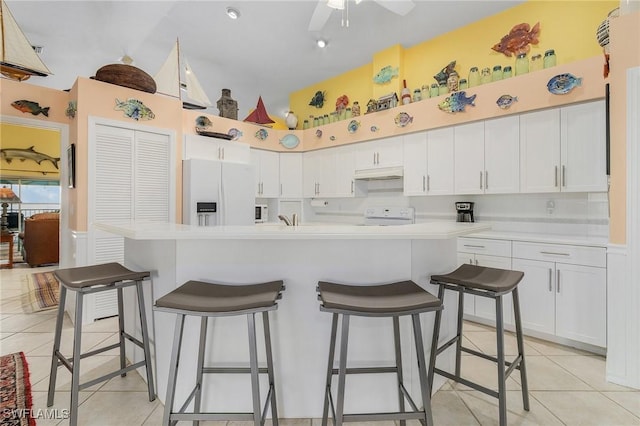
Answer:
[114,98,155,121]
[438,91,477,113]
[394,112,413,128]
[65,101,77,119]
[547,73,582,95]
[255,128,268,141]
[1,146,60,169]
[11,100,50,117]
[433,61,456,85]
[496,95,518,109]
[228,128,243,140]
[195,115,213,131]
[335,94,349,111]
[373,66,399,84]
[309,91,326,108]
[492,22,540,57]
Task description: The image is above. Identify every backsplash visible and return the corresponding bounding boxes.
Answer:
[304,190,609,238]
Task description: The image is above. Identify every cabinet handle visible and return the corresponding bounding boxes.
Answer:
[557,269,561,293]
[376,152,380,165]
[548,268,553,292]
[485,171,488,190]
[351,180,354,194]
[540,251,570,256]
[463,244,485,249]
[422,175,426,191]
[218,147,222,160]
[427,175,430,191]
[222,147,225,160]
[480,171,483,189]
[554,166,558,187]
[562,165,566,187]
[280,183,283,196]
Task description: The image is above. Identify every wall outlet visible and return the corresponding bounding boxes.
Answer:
[546,200,555,214]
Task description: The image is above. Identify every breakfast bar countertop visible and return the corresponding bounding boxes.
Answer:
[94,220,491,240]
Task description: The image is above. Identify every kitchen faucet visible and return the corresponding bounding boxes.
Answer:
[278,214,299,226]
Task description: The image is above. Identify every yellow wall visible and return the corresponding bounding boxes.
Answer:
[290,0,618,123]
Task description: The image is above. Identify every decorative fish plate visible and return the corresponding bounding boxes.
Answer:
[347,120,360,133]
[547,73,582,95]
[228,128,243,140]
[255,128,269,141]
[280,134,300,149]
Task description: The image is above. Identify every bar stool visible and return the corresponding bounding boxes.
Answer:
[47,263,155,426]
[428,264,530,426]
[317,280,443,426]
[154,279,285,426]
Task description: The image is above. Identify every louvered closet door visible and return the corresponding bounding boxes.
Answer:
[134,131,171,221]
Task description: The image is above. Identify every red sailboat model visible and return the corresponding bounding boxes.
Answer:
[243,96,275,126]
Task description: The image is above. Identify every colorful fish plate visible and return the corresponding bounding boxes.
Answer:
[394,112,413,128]
[255,128,269,141]
[347,120,360,134]
[370,125,379,133]
[330,136,336,141]
[496,95,518,110]
[315,129,323,138]
[547,73,582,95]
[280,134,300,149]
[228,128,243,141]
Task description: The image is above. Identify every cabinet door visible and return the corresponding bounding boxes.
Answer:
[474,255,513,326]
[250,150,262,196]
[454,122,485,194]
[334,145,355,197]
[520,109,561,193]
[259,150,280,198]
[560,101,607,192]
[355,140,378,169]
[316,149,337,197]
[403,132,428,196]
[484,116,520,194]
[511,258,556,335]
[303,151,321,197]
[426,127,455,195]
[220,141,251,163]
[555,263,607,347]
[376,136,403,168]
[279,153,303,198]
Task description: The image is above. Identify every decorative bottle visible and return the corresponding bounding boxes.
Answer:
[429,83,439,98]
[530,54,543,71]
[468,67,480,87]
[544,49,557,68]
[458,79,468,90]
[515,53,529,75]
[401,79,412,105]
[438,83,449,96]
[285,111,298,130]
[503,66,513,78]
[492,65,503,81]
[447,71,459,92]
[480,67,492,84]
[413,89,422,102]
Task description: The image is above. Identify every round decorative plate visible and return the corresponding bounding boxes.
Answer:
[347,120,360,133]
[280,134,300,149]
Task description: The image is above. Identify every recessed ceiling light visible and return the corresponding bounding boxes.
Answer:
[226,7,240,19]
[317,39,327,48]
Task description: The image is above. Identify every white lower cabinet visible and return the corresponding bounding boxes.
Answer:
[457,238,513,326]
[512,241,607,347]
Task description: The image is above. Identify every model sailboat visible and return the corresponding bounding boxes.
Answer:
[0,0,51,81]
[154,39,212,110]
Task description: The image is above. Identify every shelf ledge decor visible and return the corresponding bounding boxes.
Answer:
[373,66,398,84]
[114,98,155,121]
[547,73,582,95]
[438,91,477,113]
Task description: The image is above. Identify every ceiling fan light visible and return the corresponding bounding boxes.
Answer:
[327,0,345,10]
[226,7,240,19]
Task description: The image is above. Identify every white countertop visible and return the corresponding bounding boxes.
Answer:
[94,220,491,240]
[462,230,609,247]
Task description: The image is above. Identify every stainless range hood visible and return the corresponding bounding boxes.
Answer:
[353,166,404,180]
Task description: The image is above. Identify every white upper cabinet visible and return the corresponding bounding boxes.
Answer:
[520,100,606,193]
[333,145,356,197]
[454,122,485,194]
[279,153,303,198]
[303,149,336,197]
[355,136,403,170]
[184,134,250,163]
[484,116,520,194]
[250,149,280,198]
[560,101,607,192]
[403,129,454,196]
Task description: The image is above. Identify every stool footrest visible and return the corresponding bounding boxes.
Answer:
[434,367,499,399]
[202,366,270,374]
[78,360,147,391]
[331,366,398,375]
[460,346,524,378]
[343,411,428,422]
[435,335,460,357]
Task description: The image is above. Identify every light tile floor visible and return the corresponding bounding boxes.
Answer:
[1,263,639,425]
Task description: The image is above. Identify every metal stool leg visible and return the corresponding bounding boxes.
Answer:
[247,313,261,426]
[335,314,350,426]
[163,314,185,426]
[117,287,127,377]
[69,292,84,426]
[322,313,339,426]
[495,295,507,426]
[455,287,465,377]
[193,316,208,426]
[392,316,406,426]
[412,313,434,426]
[262,311,279,426]
[47,285,67,407]
[427,284,445,393]
[136,281,156,402]
[512,288,530,411]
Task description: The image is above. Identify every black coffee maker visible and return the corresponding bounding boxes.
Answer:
[456,202,475,223]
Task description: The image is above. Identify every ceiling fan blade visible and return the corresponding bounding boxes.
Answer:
[374,0,415,16]
[308,0,334,31]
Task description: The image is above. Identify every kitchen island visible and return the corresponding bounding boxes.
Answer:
[95,220,490,418]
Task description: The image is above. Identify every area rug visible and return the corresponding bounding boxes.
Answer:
[0,352,35,426]
[24,272,59,312]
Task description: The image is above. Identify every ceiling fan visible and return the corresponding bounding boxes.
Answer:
[308,0,415,31]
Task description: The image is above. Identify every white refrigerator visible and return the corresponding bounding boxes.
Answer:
[183,158,255,226]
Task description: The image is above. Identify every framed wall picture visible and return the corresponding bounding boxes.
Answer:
[67,143,76,188]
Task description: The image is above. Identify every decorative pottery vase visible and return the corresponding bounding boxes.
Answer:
[515,53,529,75]
[438,83,449,96]
[285,111,298,130]
[422,85,429,99]
[544,50,557,68]
[447,71,459,92]
[458,79,468,90]
[480,67,492,84]
[492,65,503,81]
[530,54,543,71]
[303,120,310,130]
[503,66,513,79]
[352,101,361,117]
[429,83,439,98]
[413,89,422,102]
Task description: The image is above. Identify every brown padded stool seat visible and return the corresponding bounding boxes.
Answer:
[430,263,524,294]
[54,262,150,289]
[318,280,442,314]
[156,280,284,313]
